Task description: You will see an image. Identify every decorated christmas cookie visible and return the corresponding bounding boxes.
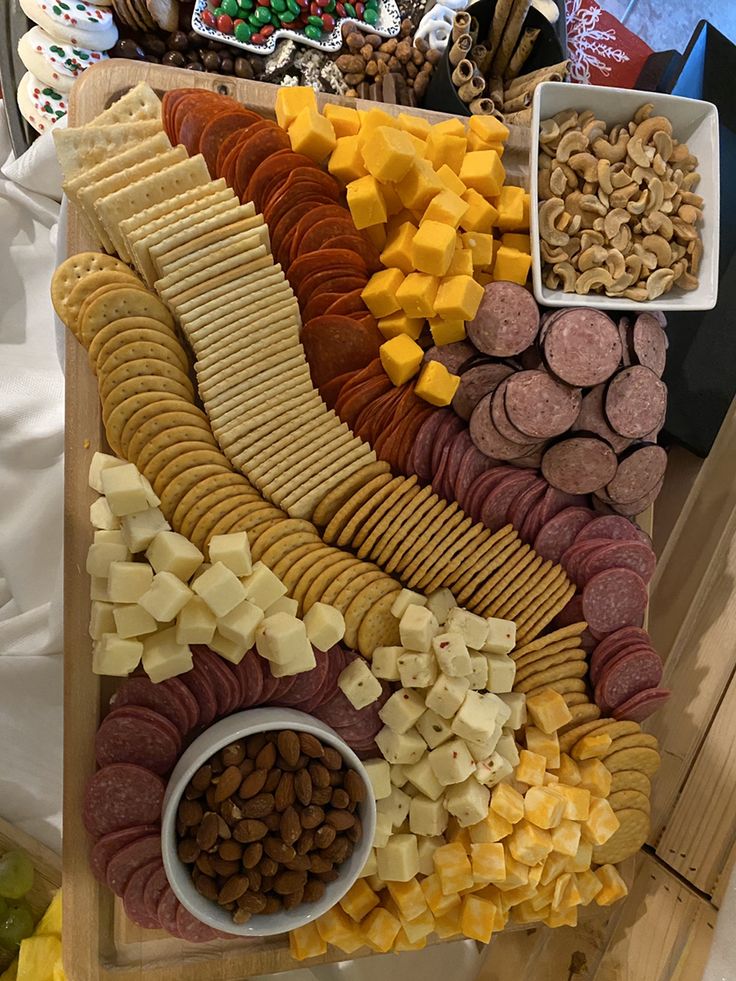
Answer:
[18,0,119,50]
[18,26,108,93]
[16,70,68,134]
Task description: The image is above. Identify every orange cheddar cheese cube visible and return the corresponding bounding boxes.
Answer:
[469,114,510,143]
[540,851,569,886]
[550,818,582,857]
[387,878,428,921]
[340,879,380,921]
[378,311,424,341]
[576,868,604,904]
[434,904,463,938]
[467,131,506,152]
[380,181,405,217]
[470,807,513,843]
[461,895,496,943]
[491,782,525,824]
[400,905,435,943]
[577,758,612,798]
[407,134,427,158]
[288,106,336,163]
[421,872,462,916]
[421,188,469,229]
[498,852,530,890]
[380,334,424,386]
[412,220,457,276]
[551,872,576,911]
[433,841,473,895]
[446,821,472,850]
[495,185,526,230]
[396,158,444,211]
[447,247,474,278]
[526,690,572,734]
[315,904,361,948]
[434,274,484,321]
[436,163,466,197]
[380,221,417,274]
[581,797,620,846]
[394,927,427,951]
[429,317,466,345]
[434,118,467,138]
[516,749,547,787]
[275,85,317,129]
[554,784,591,822]
[396,271,438,318]
[460,150,505,197]
[328,134,368,184]
[398,112,431,139]
[323,102,360,137]
[508,821,554,866]
[572,732,613,761]
[358,106,398,142]
[595,864,628,906]
[501,232,532,253]
[492,245,532,285]
[460,187,499,232]
[362,907,401,953]
[461,230,494,267]
[553,753,582,786]
[346,175,387,229]
[362,267,404,318]
[425,131,467,174]
[414,360,460,407]
[361,125,416,183]
[524,786,566,830]
[289,921,327,960]
[470,842,506,884]
[525,726,561,769]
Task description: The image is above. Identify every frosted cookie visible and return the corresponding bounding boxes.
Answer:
[16,70,68,134]
[18,0,119,50]
[18,26,108,93]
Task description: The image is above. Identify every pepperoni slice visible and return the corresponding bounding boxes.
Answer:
[325,289,366,316]
[289,250,368,292]
[233,121,288,200]
[302,315,383,388]
[245,149,318,212]
[215,128,250,177]
[200,110,259,175]
[319,371,357,410]
[322,234,383,273]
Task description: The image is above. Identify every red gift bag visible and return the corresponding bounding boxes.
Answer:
[565,0,654,88]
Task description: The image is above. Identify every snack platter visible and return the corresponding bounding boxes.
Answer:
[61,58,674,980]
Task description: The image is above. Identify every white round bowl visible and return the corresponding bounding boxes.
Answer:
[161,707,376,937]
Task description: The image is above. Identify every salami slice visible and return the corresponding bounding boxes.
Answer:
[450,363,510,421]
[259,657,282,704]
[541,436,617,494]
[424,340,476,374]
[106,834,162,897]
[465,467,515,523]
[233,648,264,708]
[95,711,179,775]
[191,646,240,715]
[431,413,465,474]
[551,592,584,628]
[480,471,539,532]
[574,515,651,546]
[180,663,218,726]
[590,634,654,687]
[632,314,667,377]
[582,540,656,585]
[582,568,648,636]
[123,859,163,930]
[606,444,667,505]
[605,366,667,439]
[491,379,540,446]
[109,677,195,736]
[572,384,632,454]
[597,478,664,518]
[443,429,474,500]
[274,646,330,708]
[176,904,219,944]
[412,410,451,482]
[537,486,588,527]
[467,282,540,356]
[90,824,159,883]
[142,865,170,923]
[504,370,582,439]
[83,764,165,838]
[507,478,546,532]
[302,316,382,389]
[543,310,622,386]
[594,648,663,712]
[453,446,498,508]
[157,887,184,939]
[199,110,258,175]
[470,393,537,461]
[303,645,346,712]
[561,539,612,587]
[612,687,671,722]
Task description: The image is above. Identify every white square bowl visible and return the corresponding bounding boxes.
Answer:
[529,81,720,312]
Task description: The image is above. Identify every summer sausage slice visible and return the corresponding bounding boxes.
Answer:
[452,363,514,421]
[83,764,165,838]
[606,444,667,504]
[612,687,671,722]
[470,393,538,460]
[504,370,582,439]
[632,314,667,377]
[467,282,540,356]
[424,340,477,374]
[533,506,596,563]
[543,309,622,386]
[595,648,663,712]
[541,436,617,494]
[582,568,648,636]
[605,366,667,438]
[572,384,632,454]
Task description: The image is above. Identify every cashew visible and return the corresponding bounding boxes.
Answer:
[646,267,675,299]
[625,254,644,281]
[581,180,597,195]
[597,187,610,209]
[582,117,606,141]
[606,248,626,279]
[556,130,589,163]
[541,241,570,264]
[652,153,667,177]
[611,167,634,189]
[539,153,552,171]
[660,200,674,214]
[578,110,594,127]
[560,163,579,190]
[626,188,649,216]
[539,118,560,144]
[633,243,658,270]
[662,179,678,199]
[603,208,630,240]
[597,158,614,195]
[642,234,672,267]
[627,137,651,168]
[630,165,650,185]
[552,261,577,292]
[606,273,637,295]
[575,268,614,294]
[633,102,654,124]
[688,237,703,276]
[653,130,673,161]
[681,190,704,207]
[670,143,691,164]
[609,125,623,142]
[681,172,701,191]
[550,166,567,196]
[670,241,687,261]
[580,194,607,216]
[610,183,639,208]
[645,176,664,214]
[568,214,582,235]
[543,268,561,290]
[593,131,629,163]
[557,210,572,232]
[563,236,582,260]
[641,211,673,239]
[539,198,570,246]
[679,271,699,291]
[593,217,605,233]
[671,257,688,282]
[624,286,649,301]
[672,217,698,243]
[553,109,579,134]
[678,203,702,224]
[577,244,608,271]
[581,230,605,250]
[611,224,632,254]
[633,116,673,144]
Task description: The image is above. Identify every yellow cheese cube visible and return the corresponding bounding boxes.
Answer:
[340,879,380,921]
[495,185,526,230]
[415,360,461,407]
[551,872,575,911]
[407,133,427,158]
[346,175,387,229]
[491,782,525,824]
[497,852,529,891]
[526,690,573,734]
[362,267,404,318]
[380,334,424,386]
[394,927,427,951]
[502,232,532,253]
[421,188,469,229]
[433,842,474,895]
[520,192,530,231]
[550,818,582,857]
[540,851,570,886]
[398,112,431,139]
[446,247,474,277]
[358,107,398,144]
[412,220,457,276]
[324,102,360,137]
[576,868,604,904]
[502,881,537,906]
[581,797,620,846]
[467,131,505,152]
[387,878,428,921]
[525,727,561,770]
[508,821,554,866]
[288,106,336,163]
[572,732,613,760]
[517,749,547,787]
[554,784,591,822]
[315,904,360,947]
[396,272,439,319]
[571,838,593,874]
[400,905,435,942]
[461,231,494,267]
[387,208,417,234]
[328,134,368,184]
[469,807,512,843]
[290,921,328,960]
[421,872,462,916]
[396,159,444,211]
[524,786,566,830]
[470,842,506,884]
[54,960,69,981]
[364,222,387,251]
[469,114,509,143]
[492,245,532,285]
[595,864,628,906]
[425,131,467,174]
[546,906,577,928]
[552,753,581,787]
[381,182,404,217]
[461,894,496,943]
[434,903,463,938]
[275,85,317,129]
[459,150,505,197]
[363,907,401,953]
[378,311,424,341]
[436,163,466,196]
[434,274,484,321]
[460,187,499,232]
[577,759,612,798]
[434,118,467,138]
[429,317,466,345]
[361,125,416,183]
[380,221,417,274]
[446,818,472,849]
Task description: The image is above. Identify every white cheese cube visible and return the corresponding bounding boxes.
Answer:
[379,688,425,733]
[175,596,217,645]
[92,634,143,676]
[139,571,193,622]
[498,692,527,730]
[255,612,310,666]
[208,531,252,577]
[107,561,153,603]
[371,646,404,681]
[139,475,160,508]
[189,563,211,586]
[146,531,204,582]
[377,785,411,828]
[113,603,158,639]
[483,616,516,655]
[218,598,264,649]
[417,835,445,875]
[424,673,469,719]
[399,605,439,652]
[209,629,247,665]
[90,576,110,602]
[269,641,316,677]
[410,794,448,837]
[376,834,419,883]
[90,497,120,530]
[338,657,383,709]
[486,654,516,693]
[496,732,520,766]
[391,588,427,618]
[101,463,150,516]
[264,596,298,617]
[425,587,456,626]
[405,756,443,801]
[86,541,130,578]
[468,654,489,690]
[415,708,453,749]
[475,752,514,787]
[363,758,391,800]
[452,690,503,743]
[192,561,246,617]
[397,652,437,689]
[432,631,472,677]
[303,602,345,652]
[373,812,393,849]
[94,530,126,545]
[466,726,502,761]
[359,851,378,878]
[445,776,490,827]
[428,738,475,786]
[89,452,126,492]
[120,507,169,553]
[375,726,426,765]
[390,764,409,788]
[240,561,287,610]
[445,608,489,650]
[89,600,115,639]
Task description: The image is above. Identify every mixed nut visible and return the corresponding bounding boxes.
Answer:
[537,103,704,301]
[176,730,366,923]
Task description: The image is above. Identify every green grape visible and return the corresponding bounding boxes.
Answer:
[0,850,34,899]
[0,899,34,951]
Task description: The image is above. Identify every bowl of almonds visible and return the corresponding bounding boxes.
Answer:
[161,708,376,936]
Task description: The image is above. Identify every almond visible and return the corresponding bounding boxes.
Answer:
[214,765,242,803]
[196,811,219,851]
[298,732,325,758]
[240,768,268,799]
[277,730,301,768]
[274,771,295,812]
[274,870,308,895]
[280,806,301,846]
[233,819,268,843]
[294,769,313,807]
[242,793,275,819]
[264,836,296,864]
[344,769,366,804]
[218,874,249,905]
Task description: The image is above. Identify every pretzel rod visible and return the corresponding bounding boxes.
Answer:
[505,59,570,99]
[502,89,532,112]
[451,59,474,86]
[504,106,533,125]
[451,10,471,41]
[487,0,513,61]
[458,76,486,102]
[449,34,473,66]
[488,75,504,109]
[469,97,495,116]
[471,43,492,74]
[490,0,532,76]
[504,27,540,80]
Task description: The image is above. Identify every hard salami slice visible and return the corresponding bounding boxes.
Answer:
[582,540,656,585]
[451,363,514,421]
[582,568,648,636]
[109,677,196,737]
[632,314,667,377]
[504,370,581,439]
[274,646,330,708]
[83,764,165,838]
[507,478,546,532]
[467,282,540,356]
[191,646,241,715]
[259,657,282,704]
[302,316,382,389]
[303,645,346,712]
[95,711,179,775]
[90,824,159,883]
[157,887,183,939]
[233,649,264,708]
[595,648,663,712]
[176,904,219,944]
[453,446,498,508]
[537,487,588,527]
[572,384,632,454]
[543,310,622,386]
[431,413,466,474]
[606,444,667,505]
[106,834,162,897]
[589,626,652,685]
[574,515,651,546]
[605,366,667,439]
[142,865,170,923]
[470,393,537,461]
[423,340,476,374]
[480,472,539,532]
[551,592,584,628]
[123,860,163,930]
[612,687,671,722]
[560,539,612,587]
[180,663,218,727]
[465,468,515,523]
[541,436,617,494]
[412,411,451,482]
[443,429,474,500]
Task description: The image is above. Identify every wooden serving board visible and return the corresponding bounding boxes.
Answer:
[61,59,532,981]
